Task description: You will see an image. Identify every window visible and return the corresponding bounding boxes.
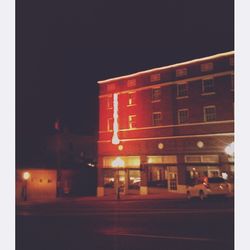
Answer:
[107,118,113,131]
[152,88,161,102]
[150,73,161,82]
[202,78,215,94]
[127,79,136,87]
[178,109,189,124]
[107,96,113,109]
[152,112,162,126]
[107,83,115,91]
[128,115,136,129]
[176,68,187,77]
[128,92,136,106]
[201,62,213,72]
[177,83,188,97]
[204,106,216,122]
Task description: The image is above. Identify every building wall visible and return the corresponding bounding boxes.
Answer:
[97,52,234,195]
[16,169,57,202]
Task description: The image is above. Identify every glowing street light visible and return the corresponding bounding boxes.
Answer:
[23,172,31,180]
[22,171,31,201]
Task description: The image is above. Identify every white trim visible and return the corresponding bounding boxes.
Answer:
[99,119,234,133]
[98,132,234,143]
[99,71,233,98]
[201,92,216,96]
[176,96,189,100]
[98,51,234,84]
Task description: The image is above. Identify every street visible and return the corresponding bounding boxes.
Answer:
[16,197,234,250]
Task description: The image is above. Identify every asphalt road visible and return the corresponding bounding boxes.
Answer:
[16,197,234,250]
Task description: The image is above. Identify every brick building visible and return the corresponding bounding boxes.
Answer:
[97,51,234,196]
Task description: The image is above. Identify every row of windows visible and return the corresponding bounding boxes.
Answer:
[106,58,234,91]
[107,106,217,131]
[107,75,234,108]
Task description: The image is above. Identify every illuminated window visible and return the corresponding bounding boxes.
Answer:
[152,112,162,126]
[128,115,136,129]
[204,106,216,122]
[127,79,136,87]
[202,78,215,94]
[201,62,213,72]
[177,83,188,97]
[107,118,113,131]
[128,92,136,106]
[107,96,113,109]
[152,88,161,102]
[176,68,187,77]
[178,109,189,124]
[150,73,161,82]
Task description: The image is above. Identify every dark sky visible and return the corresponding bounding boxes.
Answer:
[16,0,234,162]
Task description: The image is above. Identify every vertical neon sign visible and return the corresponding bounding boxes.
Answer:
[112,93,120,145]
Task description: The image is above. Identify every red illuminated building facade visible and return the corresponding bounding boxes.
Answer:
[97,51,234,196]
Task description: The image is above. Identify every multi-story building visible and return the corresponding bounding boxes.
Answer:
[97,51,234,196]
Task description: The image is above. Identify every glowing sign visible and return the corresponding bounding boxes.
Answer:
[112,93,120,145]
[112,157,125,167]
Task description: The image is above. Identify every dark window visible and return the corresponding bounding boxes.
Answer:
[152,113,162,126]
[152,88,161,101]
[178,109,189,124]
[204,106,216,122]
[202,79,215,93]
[177,84,188,97]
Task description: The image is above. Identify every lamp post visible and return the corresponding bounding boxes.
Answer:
[22,171,30,201]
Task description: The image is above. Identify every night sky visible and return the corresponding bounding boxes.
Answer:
[16,0,234,163]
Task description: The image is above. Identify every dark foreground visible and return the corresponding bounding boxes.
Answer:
[16,197,234,250]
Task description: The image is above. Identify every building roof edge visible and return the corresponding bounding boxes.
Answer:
[97,51,234,84]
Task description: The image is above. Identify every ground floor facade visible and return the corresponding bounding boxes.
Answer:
[97,135,234,196]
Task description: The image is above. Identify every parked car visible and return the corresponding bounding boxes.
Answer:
[186,177,232,200]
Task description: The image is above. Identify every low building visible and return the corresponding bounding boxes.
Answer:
[97,51,234,196]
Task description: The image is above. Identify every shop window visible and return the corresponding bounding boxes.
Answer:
[152,112,162,126]
[152,88,161,102]
[202,78,215,94]
[169,173,177,190]
[176,68,187,77]
[177,83,188,98]
[178,109,189,124]
[128,115,136,129]
[128,92,136,106]
[204,106,216,122]
[201,62,213,72]
[104,169,114,188]
[128,170,140,190]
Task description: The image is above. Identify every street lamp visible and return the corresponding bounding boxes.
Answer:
[22,171,30,201]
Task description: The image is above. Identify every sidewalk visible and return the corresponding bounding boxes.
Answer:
[16,192,186,205]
